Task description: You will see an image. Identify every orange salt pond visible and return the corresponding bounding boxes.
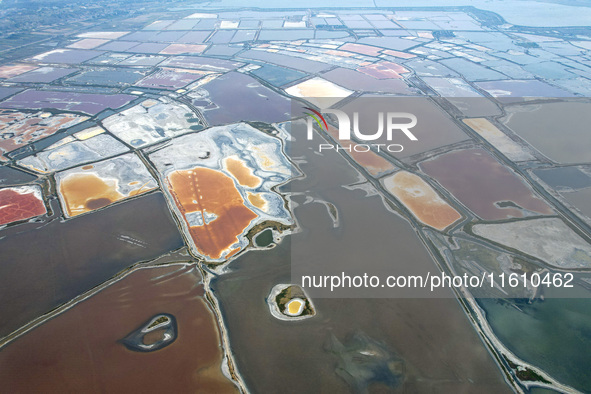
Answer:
[247,192,267,210]
[59,173,125,216]
[224,156,261,188]
[167,167,257,260]
[147,123,294,261]
[286,298,305,316]
[326,125,396,177]
[57,154,158,217]
[382,171,461,231]
[462,118,534,162]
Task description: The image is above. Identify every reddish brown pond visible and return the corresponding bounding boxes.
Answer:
[420,148,553,220]
[0,264,237,393]
[167,168,257,260]
[0,186,46,226]
[0,192,184,339]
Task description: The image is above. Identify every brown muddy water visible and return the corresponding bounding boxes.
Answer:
[0,192,183,339]
[0,264,237,393]
[500,101,591,164]
[212,241,510,393]
[210,130,510,393]
[337,96,469,160]
[420,148,553,220]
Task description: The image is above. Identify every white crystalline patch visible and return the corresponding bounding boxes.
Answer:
[68,39,109,49]
[285,77,353,109]
[473,218,591,269]
[406,187,426,197]
[31,49,70,61]
[74,126,105,141]
[77,31,129,39]
[18,134,129,173]
[185,210,218,226]
[487,89,513,97]
[220,20,239,29]
[185,13,218,19]
[9,185,43,200]
[102,97,197,148]
[284,21,306,28]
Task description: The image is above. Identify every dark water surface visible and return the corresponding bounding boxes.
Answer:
[212,241,510,393]
[0,264,237,393]
[0,192,183,338]
[211,128,510,393]
[479,295,591,393]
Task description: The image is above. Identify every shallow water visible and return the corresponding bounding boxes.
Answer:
[479,296,591,392]
[212,241,510,393]
[0,264,237,393]
[197,72,292,125]
[420,148,553,220]
[0,192,183,338]
[500,102,591,164]
[210,128,510,392]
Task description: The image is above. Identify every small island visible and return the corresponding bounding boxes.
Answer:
[267,284,316,321]
[120,313,177,352]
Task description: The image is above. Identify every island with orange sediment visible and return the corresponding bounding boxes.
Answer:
[167,167,258,260]
[285,298,305,316]
[147,123,294,262]
[382,171,462,231]
[267,284,316,321]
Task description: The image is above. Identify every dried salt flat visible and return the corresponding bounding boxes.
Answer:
[102,97,202,148]
[18,127,128,173]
